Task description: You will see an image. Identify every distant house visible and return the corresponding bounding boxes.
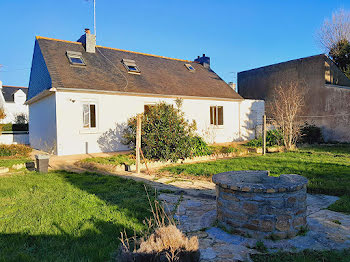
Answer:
[238,54,350,142]
[27,29,264,155]
[0,81,28,124]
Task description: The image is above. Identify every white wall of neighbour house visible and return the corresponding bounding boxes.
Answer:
[54,91,243,156]
[29,93,57,154]
[1,90,29,124]
[239,99,265,140]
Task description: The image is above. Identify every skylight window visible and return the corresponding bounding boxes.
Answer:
[66,51,86,66]
[122,59,141,74]
[185,64,195,72]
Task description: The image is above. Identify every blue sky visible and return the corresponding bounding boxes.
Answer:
[1,0,350,87]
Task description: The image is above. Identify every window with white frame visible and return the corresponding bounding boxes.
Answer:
[83,103,97,128]
[210,106,223,126]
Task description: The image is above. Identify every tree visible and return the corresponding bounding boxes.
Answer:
[329,39,350,78]
[267,82,306,150]
[123,102,208,162]
[318,8,350,53]
[318,9,350,78]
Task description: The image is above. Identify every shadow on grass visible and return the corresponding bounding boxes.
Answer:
[0,171,157,262]
[0,218,128,261]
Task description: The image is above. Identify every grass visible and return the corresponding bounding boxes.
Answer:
[82,154,135,166]
[0,170,153,261]
[251,249,350,262]
[0,158,30,168]
[162,145,350,212]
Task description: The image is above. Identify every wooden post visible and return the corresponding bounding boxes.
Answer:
[263,114,267,155]
[136,114,142,174]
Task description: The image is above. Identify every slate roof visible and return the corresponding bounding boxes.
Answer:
[35,36,243,100]
[2,86,28,102]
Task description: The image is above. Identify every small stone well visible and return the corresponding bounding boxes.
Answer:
[212,171,308,239]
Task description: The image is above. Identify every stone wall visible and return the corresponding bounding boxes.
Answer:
[213,171,308,239]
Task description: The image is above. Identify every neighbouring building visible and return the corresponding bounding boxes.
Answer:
[27,29,264,155]
[238,54,350,142]
[0,81,28,124]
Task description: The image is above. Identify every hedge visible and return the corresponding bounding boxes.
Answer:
[0,124,28,132]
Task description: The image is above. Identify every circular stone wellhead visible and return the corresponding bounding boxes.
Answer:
[212,171,308,239]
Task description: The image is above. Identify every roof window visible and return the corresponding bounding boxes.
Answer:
[185,63,195,72]
[66,51,86,66]
[122,59,141,74]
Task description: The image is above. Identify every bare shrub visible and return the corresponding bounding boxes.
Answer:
[267,82,306,150]
[119,187,199,262]
[317,8,350,53]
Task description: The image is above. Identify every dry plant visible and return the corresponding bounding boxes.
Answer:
[317,8,350,53]
[267,82,306,150]
[0,108,6,134]
[120,187,199,262]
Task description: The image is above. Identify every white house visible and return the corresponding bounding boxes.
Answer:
[0,81,28,124]
[27,29,264,156]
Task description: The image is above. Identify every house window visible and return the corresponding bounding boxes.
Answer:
[83,104,97,128]
[210,106,223,126]
[122,59,141,74]
[185,63,195,72]
[66,51,86,66]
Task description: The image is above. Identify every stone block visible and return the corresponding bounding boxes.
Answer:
[243,202,258,215]
[293,216,307,228]
[222,193,240,202]
[261,219,274,232]
[276,215,291,231]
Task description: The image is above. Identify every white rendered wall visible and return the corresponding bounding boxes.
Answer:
[55,91,242,156]
[239,99,265,140]
[1,90,29,124]
[29,93,57,154]
[0,132,29,145]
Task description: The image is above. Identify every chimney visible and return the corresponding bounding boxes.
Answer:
[77,28,96,53]
[228,82,237,92]
[194,54,210,69]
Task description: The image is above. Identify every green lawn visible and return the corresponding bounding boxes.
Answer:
[0,170,152,261]
[0,158,30,168]
[162,145,350,212]
[82,154,135,166]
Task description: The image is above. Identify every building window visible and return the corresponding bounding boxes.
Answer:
[66,51,86,66]
[83,104,97,128]
[210,106,223,126]
[122,59,141,74]
[185,63,195,72]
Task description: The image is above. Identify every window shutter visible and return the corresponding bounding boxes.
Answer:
[90,104,96,128]
[218,106,223,125]
[83,104,90,128]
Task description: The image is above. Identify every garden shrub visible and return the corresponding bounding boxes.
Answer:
[299,122,324,144]
[190,136,212,156]
[0,144,32,157]
[123,102,209,162]
[245,129,283,147]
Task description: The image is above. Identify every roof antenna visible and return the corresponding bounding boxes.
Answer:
[93,0,96,37]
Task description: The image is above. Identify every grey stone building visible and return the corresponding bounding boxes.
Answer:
[237,54,350,142]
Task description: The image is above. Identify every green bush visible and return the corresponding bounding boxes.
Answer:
[190,136,212,156]
[0,144,32,157]
[299,122,324,144]
[123,102,208,162]
[245,129,283,147]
